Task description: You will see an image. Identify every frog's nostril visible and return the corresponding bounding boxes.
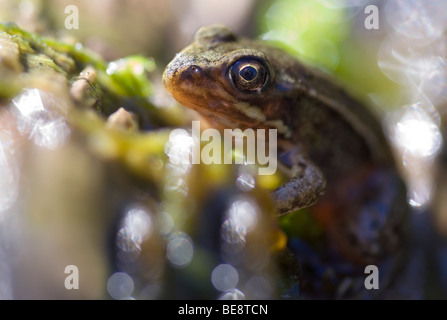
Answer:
[180,65,203,82]
[187,65,202,74]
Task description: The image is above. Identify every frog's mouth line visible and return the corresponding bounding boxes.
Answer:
[191,103,261,130]
[166,77,292,138]
[165,78,261,126]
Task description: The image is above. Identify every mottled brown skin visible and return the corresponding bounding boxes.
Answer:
[163,25,407,265]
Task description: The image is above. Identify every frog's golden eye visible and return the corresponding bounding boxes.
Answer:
[228,58,269,93]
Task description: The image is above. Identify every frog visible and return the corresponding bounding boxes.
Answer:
[162,25,408,270]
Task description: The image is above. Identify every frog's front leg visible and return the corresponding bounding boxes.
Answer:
[272,149,326,215]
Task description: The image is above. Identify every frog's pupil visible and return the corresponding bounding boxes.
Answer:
[240,66,257,81]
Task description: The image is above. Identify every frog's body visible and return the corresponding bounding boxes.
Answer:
[163,25,408,294]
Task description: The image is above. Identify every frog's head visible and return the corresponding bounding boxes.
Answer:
[163,25,291,132]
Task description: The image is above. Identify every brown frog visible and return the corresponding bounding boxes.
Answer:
[163,25,407,267]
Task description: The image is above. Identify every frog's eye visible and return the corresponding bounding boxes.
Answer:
[228,58,269,93]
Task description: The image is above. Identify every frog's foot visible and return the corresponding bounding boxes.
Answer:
[273,155,326,215]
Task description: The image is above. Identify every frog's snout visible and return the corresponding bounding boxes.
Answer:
[163,59,203,94]
[162,59,178,94]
